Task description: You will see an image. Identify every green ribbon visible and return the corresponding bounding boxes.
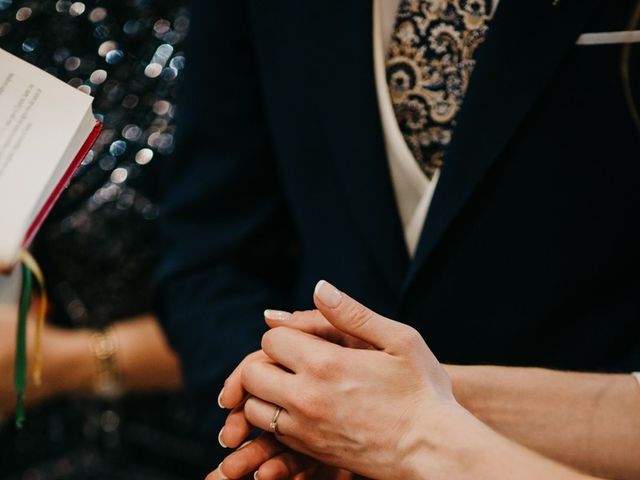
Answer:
[14,263,32,429]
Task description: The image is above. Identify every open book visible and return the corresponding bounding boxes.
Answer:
[0,48,101,270]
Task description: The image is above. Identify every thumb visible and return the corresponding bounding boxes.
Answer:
[313,280,410,352]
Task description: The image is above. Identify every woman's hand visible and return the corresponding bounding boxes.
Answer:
[263,309,373,351]
[217,281,461,480]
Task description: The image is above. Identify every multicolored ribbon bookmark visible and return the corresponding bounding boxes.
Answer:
[14,250,48,429]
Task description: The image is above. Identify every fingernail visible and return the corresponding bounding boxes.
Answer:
[218,388,225,409]
[217,463,229,480]
[314,280,342,308]
[218,428,228,448]
[264,309,292,321]
[253,472,259,480]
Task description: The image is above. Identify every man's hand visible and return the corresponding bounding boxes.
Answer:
[208,431,353,480]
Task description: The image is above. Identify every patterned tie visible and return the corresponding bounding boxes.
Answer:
[386,0,494,179]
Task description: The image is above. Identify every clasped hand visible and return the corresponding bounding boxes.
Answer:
[210,281,460,480]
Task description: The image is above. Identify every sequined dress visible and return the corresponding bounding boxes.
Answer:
[0,1,213,478]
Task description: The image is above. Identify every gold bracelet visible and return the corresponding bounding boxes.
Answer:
[89,329,123,399]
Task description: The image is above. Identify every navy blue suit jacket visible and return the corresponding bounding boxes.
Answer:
[157,0,640,437]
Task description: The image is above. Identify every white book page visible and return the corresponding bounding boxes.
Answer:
[0,48,94,266]
[0,267,20,305]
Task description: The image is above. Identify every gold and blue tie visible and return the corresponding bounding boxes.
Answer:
[386,0,495,179]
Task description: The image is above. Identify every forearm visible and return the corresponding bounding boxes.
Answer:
[446,365,640,480]
[406,405,597,480]
[109,315,182,392]
[44,315,181,399]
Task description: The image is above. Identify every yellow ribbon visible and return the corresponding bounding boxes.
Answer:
[18,250,47,387]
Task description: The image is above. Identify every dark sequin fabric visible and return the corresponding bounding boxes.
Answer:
[0,1,214,478]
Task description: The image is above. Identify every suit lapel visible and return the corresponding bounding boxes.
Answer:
[305,0,410,294]
[403,0,603,291]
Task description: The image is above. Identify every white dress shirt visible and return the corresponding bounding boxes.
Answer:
[373,0,500,256]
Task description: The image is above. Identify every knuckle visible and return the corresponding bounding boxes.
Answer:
[240,360,259,386]
[243,350,262,366]
[292,388,332,421]
[225,411,244,432]
[343,302,373,331]
[289,387,310,411]
[260,328,278,351]
[261,326,289,353]
[243,397,261,425]
[396,326,423,350]
[307,353,340,380]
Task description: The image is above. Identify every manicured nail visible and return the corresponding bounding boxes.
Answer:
[217,463,229,480]
[218,428,228,448]
[218,388,225,409]
[314,280,342,308]
[264,310,292,321]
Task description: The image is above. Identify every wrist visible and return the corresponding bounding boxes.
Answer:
[400,401,480,480]
[404,403,591,480]
[444,364,507,426]
[88,328,124,398]
[42,328,94,398]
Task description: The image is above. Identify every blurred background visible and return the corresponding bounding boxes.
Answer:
[0,1,216,479]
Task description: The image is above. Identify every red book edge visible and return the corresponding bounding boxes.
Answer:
[22,120,103,249]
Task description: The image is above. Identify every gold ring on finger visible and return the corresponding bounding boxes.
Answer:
[269,405,283,435]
